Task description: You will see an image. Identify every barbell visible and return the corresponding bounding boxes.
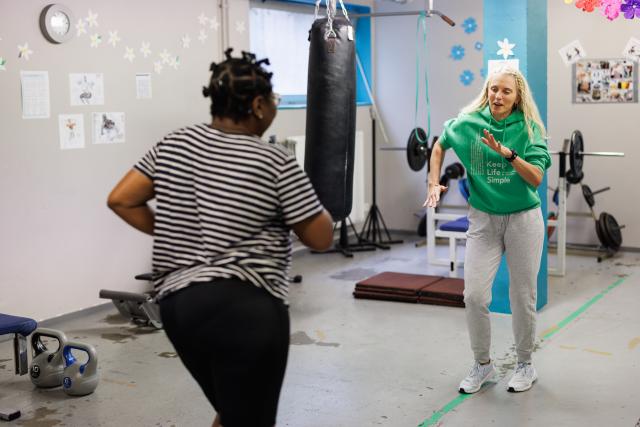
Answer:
[549,130,624,184]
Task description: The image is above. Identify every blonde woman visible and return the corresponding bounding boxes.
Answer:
[425,67,551,394]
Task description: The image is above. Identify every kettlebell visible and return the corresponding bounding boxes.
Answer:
[62,341,99,396]
[30,328,68,388]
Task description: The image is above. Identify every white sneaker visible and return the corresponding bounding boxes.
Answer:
[507,362,538,392]
[459,361,495,394]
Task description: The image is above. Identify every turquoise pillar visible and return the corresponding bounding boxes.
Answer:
[483,0,548,313]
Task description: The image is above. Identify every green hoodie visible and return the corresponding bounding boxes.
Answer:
[438,106,551,215]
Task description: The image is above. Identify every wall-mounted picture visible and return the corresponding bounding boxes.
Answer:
[573,59,637,104]
[92,112,125,144]
[70,73,105,106]
[58,114,85,150]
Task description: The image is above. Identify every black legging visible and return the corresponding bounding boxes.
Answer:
[159,278,290,427]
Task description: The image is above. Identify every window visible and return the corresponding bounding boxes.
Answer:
[249,0,372,108]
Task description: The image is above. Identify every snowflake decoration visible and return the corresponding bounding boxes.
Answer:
[124,47,136,62]
[462,17,477,34]
[496,38,515,60]
[181,35,191,48]
[86,10,99,28]
[209,17,220,31]
[18,43,33,60]
[235,21,246,34]
[159,49,171,64]
[76,19,87,36]
[0,57,6,71]
[198,29,208,43]
[480,67,487,78]
[459,70,474,86]
[621,0,640,19]
[140,42,152,58]
[107,30,121,47]
[475,41,483,51]
[154,61,163,74]
[197,13,208,26]
[450,45,465,60]
[168,56,180,70]
[90,34,102,48]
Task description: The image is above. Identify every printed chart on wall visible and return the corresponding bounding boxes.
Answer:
[573,59,637,104]
[92,112,125,144]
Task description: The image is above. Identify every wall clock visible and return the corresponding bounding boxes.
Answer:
[39,4,74,44]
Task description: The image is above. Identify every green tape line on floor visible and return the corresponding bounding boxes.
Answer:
[417,275,630,427]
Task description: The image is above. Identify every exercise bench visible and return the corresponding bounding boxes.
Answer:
[0,313,38,421]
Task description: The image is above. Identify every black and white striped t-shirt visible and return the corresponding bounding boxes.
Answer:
[134,124,324,303]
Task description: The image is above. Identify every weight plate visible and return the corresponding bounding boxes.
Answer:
[407,127,428,172]
[581,184,595,208]
[569,130,584,181]
[602,212,622,250]
[595,213,608,249]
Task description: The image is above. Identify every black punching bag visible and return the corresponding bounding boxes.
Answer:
[305,17,356,222]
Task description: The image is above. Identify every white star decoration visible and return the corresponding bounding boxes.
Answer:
[76,19,87,36]
[209,17,220,31]
[198,29,208,43]
[235,21,246,34]
[90,33,102,48]
[197,13,208,26]
[86,10,99,28]
[18,43,33,60]
[124,47,135,62]
[159,49,171,64]
[154,61,163,74]
[108,30,121,47]
[168,56,180,70]
[181,35,191,49]
[496,38,515,60]
[140,42,152,58]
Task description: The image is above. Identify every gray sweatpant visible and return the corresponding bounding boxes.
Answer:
[463,206,544,364]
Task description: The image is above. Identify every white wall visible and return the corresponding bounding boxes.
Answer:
[548,1,638,247]
[0,0,376,320]
[374,0,484,232]
[0,0,221,320]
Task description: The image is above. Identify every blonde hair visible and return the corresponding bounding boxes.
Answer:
[460,66,546,141]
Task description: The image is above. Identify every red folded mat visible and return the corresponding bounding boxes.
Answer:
[355,272,443,296]
[354,272,465,308]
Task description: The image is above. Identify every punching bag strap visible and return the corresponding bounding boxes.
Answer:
[413,12,431,145]
[315,0,352,39]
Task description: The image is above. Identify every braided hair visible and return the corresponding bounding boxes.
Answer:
[202,48,274,122]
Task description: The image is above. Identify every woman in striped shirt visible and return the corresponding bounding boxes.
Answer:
[108,48,333,427]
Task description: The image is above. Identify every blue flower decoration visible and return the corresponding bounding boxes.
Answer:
[462,17,477,34]
[475,41,483,51]
[450,45,465,61]
[460,70,474,86]
[480,67,487,78]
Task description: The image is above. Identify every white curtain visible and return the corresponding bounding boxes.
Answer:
[249,8,315,96]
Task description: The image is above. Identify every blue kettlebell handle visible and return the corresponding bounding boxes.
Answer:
[63,345,91,373]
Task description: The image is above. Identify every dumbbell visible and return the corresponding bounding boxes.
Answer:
[30,328,68,388]
[439,162,465,186]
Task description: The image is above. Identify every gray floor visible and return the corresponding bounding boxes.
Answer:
[1,236,639,426]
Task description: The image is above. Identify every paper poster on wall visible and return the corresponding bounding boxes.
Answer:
[558,40,586,66]
[69,73,105,105]
[573,59,637,104]
[136,73,152,99]
[92,112,125,144]
[622,37,640,63]
[20,71,50,119]
[58,114,85,150]
[487,59,519,75]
